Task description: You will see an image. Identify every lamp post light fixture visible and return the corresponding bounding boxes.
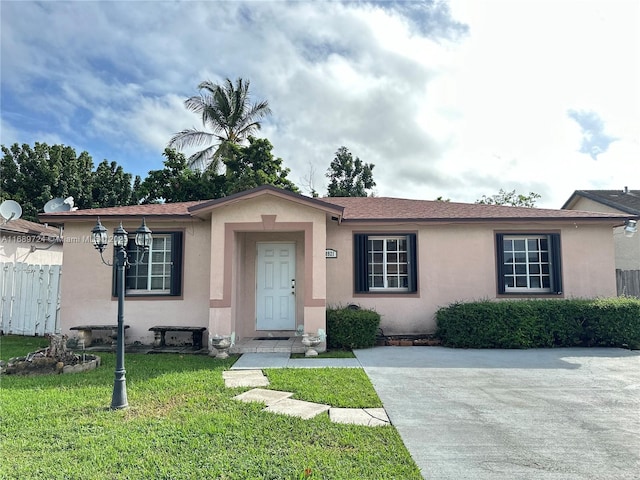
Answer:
[91,217,152,409]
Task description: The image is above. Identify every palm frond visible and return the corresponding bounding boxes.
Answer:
[168,129,218,150]
[186,144,220,171]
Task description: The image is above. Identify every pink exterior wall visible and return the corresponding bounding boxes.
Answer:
[326,220,618,335]
[59,219,211,345]
[56,195,620,344]
[205,195,328,343]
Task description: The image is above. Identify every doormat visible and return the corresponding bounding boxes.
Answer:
[254,337,290,341]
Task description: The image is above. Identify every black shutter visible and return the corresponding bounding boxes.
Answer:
[407,233,418,293]
[170,232,183,296]
[353,234,369,293]
[496,233,506,294]
[549,233,563,294]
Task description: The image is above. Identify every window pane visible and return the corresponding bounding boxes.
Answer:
[516,276,528,287]
[501,234,554,293]
[367,235,411,290]
[125,233,177,295]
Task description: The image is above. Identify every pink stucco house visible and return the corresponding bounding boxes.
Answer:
[40,185,634,352]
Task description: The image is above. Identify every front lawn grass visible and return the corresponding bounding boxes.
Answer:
[0,334,48,360]
[0,336,421,479]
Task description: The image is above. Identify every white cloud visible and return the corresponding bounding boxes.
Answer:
[1,0,638,208]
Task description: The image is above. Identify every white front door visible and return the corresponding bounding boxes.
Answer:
[256,243,296,330]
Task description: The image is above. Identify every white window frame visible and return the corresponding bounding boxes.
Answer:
[501,235,552,293]
[367,236,410,291]
[126,234,173,295]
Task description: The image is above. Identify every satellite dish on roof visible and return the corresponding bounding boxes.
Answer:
[0,200,23,224]
[44,197,72,213]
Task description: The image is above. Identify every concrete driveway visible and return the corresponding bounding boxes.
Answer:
[354,347,640,480]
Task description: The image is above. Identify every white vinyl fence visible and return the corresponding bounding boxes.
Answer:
[0,262,62,336]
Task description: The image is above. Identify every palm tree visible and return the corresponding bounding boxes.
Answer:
[168,78,272,171]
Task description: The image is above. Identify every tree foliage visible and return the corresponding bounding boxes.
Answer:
[476,189,541,208]
[137,149,225,204]
[168,78,271,171]
[0,143,139,221]
[223,137,298,195]
[326,146,375,197]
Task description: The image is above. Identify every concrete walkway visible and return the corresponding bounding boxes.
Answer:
[223,365,390,426]
[230,348,640,479]
[354,346,640,480]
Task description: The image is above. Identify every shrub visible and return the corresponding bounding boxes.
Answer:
[435,298,640,349]
[326,306,381,349]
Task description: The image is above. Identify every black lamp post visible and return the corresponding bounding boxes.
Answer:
[91,217,152,409]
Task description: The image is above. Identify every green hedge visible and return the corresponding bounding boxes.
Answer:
[326,306,381,349]
[435,298,640,349]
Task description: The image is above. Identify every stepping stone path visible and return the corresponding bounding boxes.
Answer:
[224,369,390,426]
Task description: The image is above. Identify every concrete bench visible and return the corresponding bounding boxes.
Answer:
[149,326,207,350]
[70,324,130,347]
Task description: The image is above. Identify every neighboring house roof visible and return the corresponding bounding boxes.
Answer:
[562,189,640,215]
[0,218,61,241]
[39,185,632,225]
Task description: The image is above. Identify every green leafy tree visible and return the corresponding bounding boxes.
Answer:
[223,137,299,195]
[326,147,375,197]
[138,149,226,204]
[0,142,139,221]
[168,78,272,172]
[91,160,139,208]
[476,189,541,208]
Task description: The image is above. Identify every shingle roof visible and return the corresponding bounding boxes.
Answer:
[39,200,206,221]
[319,196,630,222]
[562,189,640,215]
[38,186,632,225]
[0,218,61,240]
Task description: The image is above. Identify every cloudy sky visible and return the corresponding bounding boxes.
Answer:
[1,0,638,208]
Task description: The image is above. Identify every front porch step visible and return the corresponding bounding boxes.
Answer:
[230,336,307,354]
